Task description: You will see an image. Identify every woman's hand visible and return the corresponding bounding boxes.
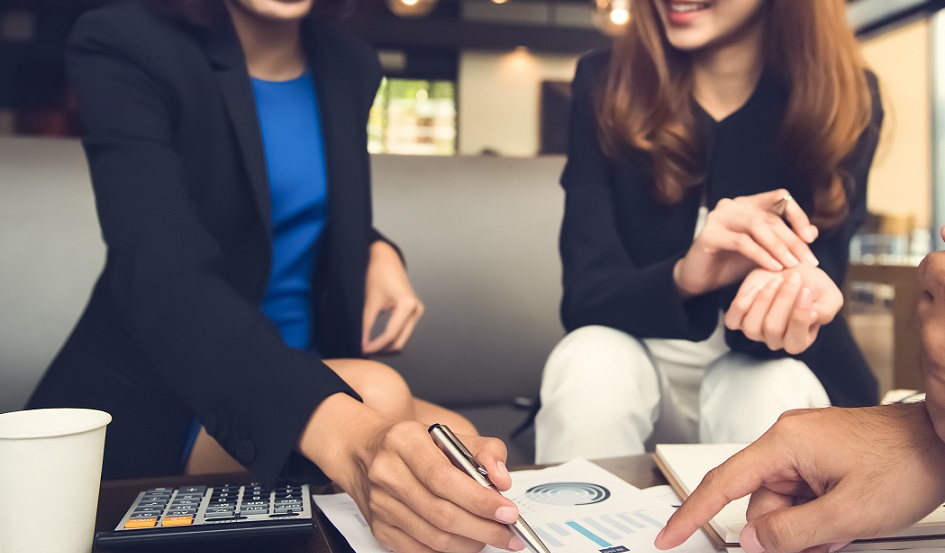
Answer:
[299,394,525,553]
[674,189,820,298]
[724,263,842,354]
[363,240,424,355]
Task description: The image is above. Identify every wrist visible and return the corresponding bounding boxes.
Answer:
[297,393,390,488]
[673,258,697,299]
[370,239,400,264]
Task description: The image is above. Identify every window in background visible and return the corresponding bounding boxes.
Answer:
[368,78,457,156]
[844,18,933,399]
[854,18,933,264]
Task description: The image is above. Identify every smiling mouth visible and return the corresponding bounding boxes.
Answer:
[667,1,711,14]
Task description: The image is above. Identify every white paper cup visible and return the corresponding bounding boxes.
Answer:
[0,408,111,553]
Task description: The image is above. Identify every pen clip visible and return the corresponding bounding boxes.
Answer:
[440,424,489,476]
[429,424,490,479]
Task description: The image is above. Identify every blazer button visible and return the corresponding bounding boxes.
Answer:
[236,440,256,464]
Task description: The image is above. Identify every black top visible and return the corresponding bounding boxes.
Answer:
[28,1,388,486]
[559,51,884,407]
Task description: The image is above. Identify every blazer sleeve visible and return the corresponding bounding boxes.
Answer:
[559,55,719,340]
[355,36,405,266]
[67,14,359,487]
[725,72,884,359]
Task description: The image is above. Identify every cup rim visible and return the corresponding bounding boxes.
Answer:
[0,408,112,439]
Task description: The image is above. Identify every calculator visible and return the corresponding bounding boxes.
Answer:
[94,482,314,548]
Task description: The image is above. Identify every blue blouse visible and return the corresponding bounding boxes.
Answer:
[252,71,328,351]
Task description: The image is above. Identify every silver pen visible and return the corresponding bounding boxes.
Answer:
[428,424,552,553]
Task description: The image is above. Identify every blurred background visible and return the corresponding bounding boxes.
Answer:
[3,0,945,460]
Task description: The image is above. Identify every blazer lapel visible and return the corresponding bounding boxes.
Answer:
[302,24,361,234]
[302,23,370,349]
[202,21,273,234]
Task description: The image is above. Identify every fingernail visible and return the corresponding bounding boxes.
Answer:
[828,542,848,553]
[495,506,518,524]
[783,252,800,267]
[740,525,766,553]
[767,276,783,290]
[746,284,763,301]
[498,461,511,481]
[804,251,820,266]
[508,536,526,551]
[806,226,819,243]
[788,272,802,286]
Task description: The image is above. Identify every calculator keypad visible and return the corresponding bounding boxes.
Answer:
[116,483,310,531]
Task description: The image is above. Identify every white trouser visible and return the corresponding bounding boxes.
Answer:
[534,325,831,464]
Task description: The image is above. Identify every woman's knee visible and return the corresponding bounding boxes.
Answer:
[700,354,830,442]
[544,326,653,386]
[703,354,829,408]
[325,359,415,420]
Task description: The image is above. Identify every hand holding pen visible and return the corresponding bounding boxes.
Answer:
[430,424,552,553]
[315,408,528,553]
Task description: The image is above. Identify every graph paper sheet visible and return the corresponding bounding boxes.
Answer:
[312,458,718,553]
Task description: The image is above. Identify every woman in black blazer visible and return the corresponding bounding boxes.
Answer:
[535,0,883,464]
[27,1,525,551]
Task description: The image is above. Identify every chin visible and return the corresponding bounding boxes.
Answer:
[664,31,714,52]
[237,0,314,21]
[258,6,312,21]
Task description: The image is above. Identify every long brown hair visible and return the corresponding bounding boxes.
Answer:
[598,0,874,229]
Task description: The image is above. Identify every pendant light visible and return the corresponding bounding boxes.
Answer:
[385,0,439,18]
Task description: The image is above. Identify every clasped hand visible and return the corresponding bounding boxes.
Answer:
[725,264,841,354]
[674,189,820,298]
[673,189,840,354]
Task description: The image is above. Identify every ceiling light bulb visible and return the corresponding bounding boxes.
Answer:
[610,7,629,24]
[385,0,438,18]
[594,0,631,36]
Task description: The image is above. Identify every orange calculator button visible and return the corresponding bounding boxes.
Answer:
[124,518,157,529]
[161,516,194,527]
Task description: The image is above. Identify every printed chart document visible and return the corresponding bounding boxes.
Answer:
[313,458,718,553]
[654,443,945,551]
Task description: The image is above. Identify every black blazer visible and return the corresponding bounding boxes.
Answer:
[28,1,386,486]
[559,52,883,407]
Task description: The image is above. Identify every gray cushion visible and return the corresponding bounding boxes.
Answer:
[370,154,565,407]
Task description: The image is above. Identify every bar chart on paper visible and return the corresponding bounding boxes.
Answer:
[525,511,670,553]
[491,460,715,553]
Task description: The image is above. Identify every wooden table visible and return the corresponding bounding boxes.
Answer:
[845,262,923,391]
[92,456,666,552]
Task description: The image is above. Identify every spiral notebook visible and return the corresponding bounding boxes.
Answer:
[654,443,945,551]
